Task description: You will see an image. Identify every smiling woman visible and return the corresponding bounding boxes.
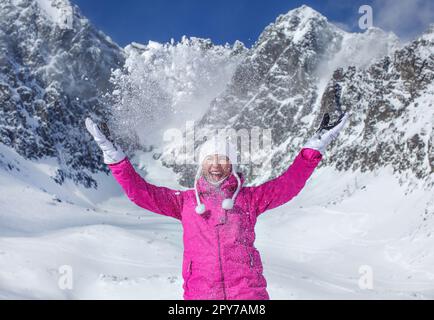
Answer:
[198,138,236,185]
[85,113,348,299]
[202,154,232,184]
[193,137,242,213]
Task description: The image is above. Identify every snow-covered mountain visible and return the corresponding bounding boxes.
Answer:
[165,5,412,186]
[0,0,124,188]
[0,0,247,187]
[1,1,433,299]
[320,29,434,186]
[3,2,430,192]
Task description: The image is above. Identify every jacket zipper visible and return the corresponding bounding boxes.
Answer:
[187,260,192,273]
[216,225,227,300]
[186,260,192,289]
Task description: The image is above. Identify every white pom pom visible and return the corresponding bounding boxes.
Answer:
[195,203,206,214]
[222,198,234,210]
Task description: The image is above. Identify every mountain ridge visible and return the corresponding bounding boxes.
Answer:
[0,1,432,193]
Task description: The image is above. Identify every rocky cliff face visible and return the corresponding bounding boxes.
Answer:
[166,6,417,187]
[1,2,432,192]
[0,0,124,187]
[320,27,434,186]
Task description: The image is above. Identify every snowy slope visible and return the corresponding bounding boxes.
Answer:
[0,143,184,299]
[1,142,433,299]
[257,166,434,299]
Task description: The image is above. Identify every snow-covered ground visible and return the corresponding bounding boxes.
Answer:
[0,143,433,299]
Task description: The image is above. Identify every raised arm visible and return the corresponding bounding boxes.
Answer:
[247,112,349,217]
[85,118,183,220]
[246,148,322,216]
[108,157,183,220]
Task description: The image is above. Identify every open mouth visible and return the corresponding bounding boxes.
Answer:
[209,170,224,180]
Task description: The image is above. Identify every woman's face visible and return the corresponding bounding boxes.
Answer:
[201,154,232,183]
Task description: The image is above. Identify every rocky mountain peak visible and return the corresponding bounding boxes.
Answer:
[0,0,124,188]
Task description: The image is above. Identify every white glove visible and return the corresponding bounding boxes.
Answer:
[304,112,349,155]
[85,117,126,164]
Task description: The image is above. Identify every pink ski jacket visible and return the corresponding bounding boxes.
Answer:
[108,148,322,299]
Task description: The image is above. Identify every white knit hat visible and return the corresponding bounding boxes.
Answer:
[194,136,241,214]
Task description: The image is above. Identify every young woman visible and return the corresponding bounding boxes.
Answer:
[85,113,348,300]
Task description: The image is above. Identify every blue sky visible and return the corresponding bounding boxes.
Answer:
[71,0,434,47]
